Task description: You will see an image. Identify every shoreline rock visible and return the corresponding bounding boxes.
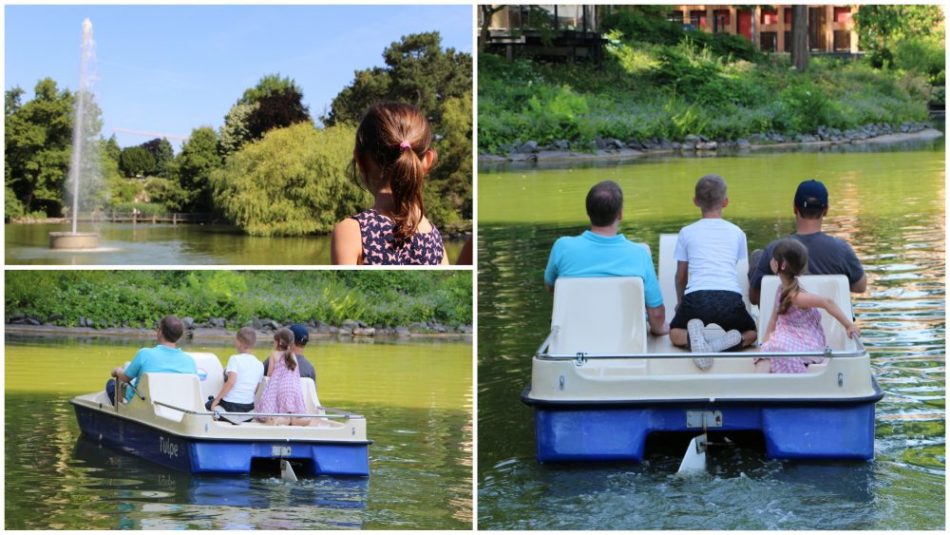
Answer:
[5,322,473,343]
[479,123,942,168]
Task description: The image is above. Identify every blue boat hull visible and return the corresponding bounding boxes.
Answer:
[523,380,884,462]
[72,402,370,476]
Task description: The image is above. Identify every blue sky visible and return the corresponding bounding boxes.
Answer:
[5,5,472,149]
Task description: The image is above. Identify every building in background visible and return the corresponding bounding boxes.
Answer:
[666,5,858,54]
[480,4,860,60]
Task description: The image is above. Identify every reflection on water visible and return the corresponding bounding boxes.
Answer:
[5,222,464,265]
[477,147,945,530]
[5,338,472,529]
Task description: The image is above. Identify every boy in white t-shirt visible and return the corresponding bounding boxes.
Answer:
[669,174,757,356]
[206,327,265,418]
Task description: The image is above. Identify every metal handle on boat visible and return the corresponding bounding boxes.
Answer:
[152,401,363,420]
[535,328,558,357]
[537,347,866,361]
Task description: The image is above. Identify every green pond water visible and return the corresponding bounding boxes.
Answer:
[5,222,464,265]
[5,336,472,529]
[478,142,945,529]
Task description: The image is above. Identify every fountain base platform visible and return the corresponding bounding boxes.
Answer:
[49,232,100,250]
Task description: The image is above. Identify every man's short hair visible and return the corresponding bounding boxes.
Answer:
[236,327,257,348]
[695,174,728,212]
[159,315,184,343]
[586,180,623,227]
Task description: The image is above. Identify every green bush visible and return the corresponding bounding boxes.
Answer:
[211,122,368,237]
[5,271,473,328]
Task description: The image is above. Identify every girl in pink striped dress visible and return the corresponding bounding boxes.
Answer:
[257,328,309,425]
[756,239,859,373]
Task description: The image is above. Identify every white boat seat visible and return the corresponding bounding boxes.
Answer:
[188,352,225,404]
[142,372,204,422]
[551,277,647,355]
[759,274,855,351]
[658,233,752,317]
[301,377,326,416]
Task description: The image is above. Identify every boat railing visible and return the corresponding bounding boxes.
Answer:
[535,327,868,361]
[151,400,363,420]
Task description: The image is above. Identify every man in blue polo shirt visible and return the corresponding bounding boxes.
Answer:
[107,315,197,404]
[544,180,668,336]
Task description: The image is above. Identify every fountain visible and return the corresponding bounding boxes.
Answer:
[50,18,101,250]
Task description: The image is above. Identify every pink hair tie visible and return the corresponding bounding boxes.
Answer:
[399,140,412,151]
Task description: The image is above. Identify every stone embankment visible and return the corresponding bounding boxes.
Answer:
[6,315,472,342]
[480,122,942,166]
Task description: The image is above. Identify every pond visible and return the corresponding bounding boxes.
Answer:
[4,222,465,265]
[5,335,472,530]
[477,143,945,529]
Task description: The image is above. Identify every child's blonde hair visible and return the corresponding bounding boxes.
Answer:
[772,238,809,314]
[236,327,256,348]
[352,103,437,242]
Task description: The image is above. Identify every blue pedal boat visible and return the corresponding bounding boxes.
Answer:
[71,352,370,476]
[522,235,883,463]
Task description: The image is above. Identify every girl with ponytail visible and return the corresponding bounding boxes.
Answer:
[257,327,309,425]
[332,102,448,265]
[756,239,859,373]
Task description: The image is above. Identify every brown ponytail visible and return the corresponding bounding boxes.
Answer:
[274,328,297,372]
[772,239,809,314]
[352,103,437,242]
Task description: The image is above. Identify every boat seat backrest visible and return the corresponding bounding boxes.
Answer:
[142,372,204,421]
[551,277,647,355]
[188,352,224,403]
[300,377,325,415]
[658,233,752,315]
[759,274,854,351]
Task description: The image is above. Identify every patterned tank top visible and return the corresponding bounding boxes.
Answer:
[351,209,445,265]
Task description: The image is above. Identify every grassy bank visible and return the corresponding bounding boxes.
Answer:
[6,271,471,329]
[479,16,934,154]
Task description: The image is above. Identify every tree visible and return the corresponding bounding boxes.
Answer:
[791,5,809,72]
[210,122,368,236]
[118,146,155,178]
[5,78,75,216]
[325,32,471,127]
[176,126,220,212]
[218,74,311,157]
[103,134,121,163]
[5,86,24,116]
[140,137,175,177]
[855,5,944,68]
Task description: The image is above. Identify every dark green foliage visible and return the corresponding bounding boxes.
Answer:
[176,127,220,212]
[6,271,472,329]
[218,74,311,156]
[139,137,175,177]
[855,5,944,68]
[118,146,155,178]
[4,79,75,217]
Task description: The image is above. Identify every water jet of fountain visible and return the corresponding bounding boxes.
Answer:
[50,18,102,250]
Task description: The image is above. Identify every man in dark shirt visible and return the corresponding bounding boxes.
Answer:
[263,324,316,380]
[749,179,867,305]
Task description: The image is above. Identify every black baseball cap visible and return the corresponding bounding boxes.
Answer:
[794,179,828,209]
